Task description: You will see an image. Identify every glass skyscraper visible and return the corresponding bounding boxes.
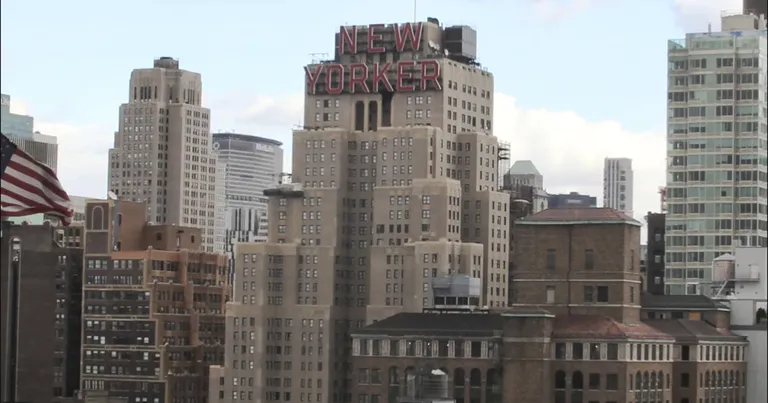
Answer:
[1,93,34,139]
[211,132,283,278]
[665,13,767,295]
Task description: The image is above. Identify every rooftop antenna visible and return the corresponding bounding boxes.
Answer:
[413,0,417,21]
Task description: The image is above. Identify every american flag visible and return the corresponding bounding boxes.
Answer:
[1,133,73,225]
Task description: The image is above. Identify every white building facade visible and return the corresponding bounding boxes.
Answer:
[211,132,283,278]
[602,157,634,216]
[712,247,767,403]
[664,13,768,295]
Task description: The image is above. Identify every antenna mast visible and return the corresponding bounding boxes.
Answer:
[413,0,417,21]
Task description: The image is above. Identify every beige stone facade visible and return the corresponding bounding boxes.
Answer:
[107,57,218,252]
[209,20,510,403]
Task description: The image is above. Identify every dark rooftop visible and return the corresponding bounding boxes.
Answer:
[553,315,673,340]
[356,312,504,337]
[355,308,552,337]
[644,319,745,342]
[641,294,729,310]
[354,311,743,342]
[517,207,640,226]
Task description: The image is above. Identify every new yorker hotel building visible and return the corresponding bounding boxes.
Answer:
[209,19,512,402]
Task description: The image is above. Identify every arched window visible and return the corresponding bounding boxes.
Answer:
[555,371,567,389]
[629,374,634,391]
[90,205,105,230]
[388,367,401,403]
[642,371,650,390]
[572,371,584,390]
[469,368,483,403]
[650,372,657,391]
[658,371,664,390]
[388,367,399,385]
[453,368,465,403]
[705,371,711,388]
[635,371,642,390]
[469,368,482,387]
[756,307,767,323]
[486,369,501,403]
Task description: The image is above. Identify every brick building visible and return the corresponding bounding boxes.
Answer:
[79,199,229,403]
[350,208,748,403]
[0,221,83,403]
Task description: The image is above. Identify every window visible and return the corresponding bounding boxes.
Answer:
[573,343,584,360]
[588,374,600,390]
[546,286,556,303]
[546,249,556,270]
[680,373,690,388]
[607,343,619,360]
[596,286,609,302]
[605,374,619,391]
[584,249,595,270]
[583,286,594,302]
[555,343,566,359]
[589,343,601,360]
[681,345,690,361]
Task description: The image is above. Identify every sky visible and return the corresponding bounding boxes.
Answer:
[0,0,745,224]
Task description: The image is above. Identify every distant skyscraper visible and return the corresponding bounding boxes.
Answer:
[665,13,767,295]
[504,160,548,212]
[1,93,59,172]
[548,192,597,208]
[107,57,219,252]
[603,157,633,216]
[211,132,283,274]
[1,93,34,138]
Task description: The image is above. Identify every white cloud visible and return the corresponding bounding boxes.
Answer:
[6,99,111,198]
[35,121,112,199]
[235,94,304,128]
[671,0,743,32]
[530,0,598,20]
[218,92,665,224]
[8,98,31,115]
[493,93,666,222]
[34,91,664,229]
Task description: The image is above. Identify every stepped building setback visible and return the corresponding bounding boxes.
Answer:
[209,17,514,402]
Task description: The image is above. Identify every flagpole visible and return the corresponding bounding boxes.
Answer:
[2,232,21,403]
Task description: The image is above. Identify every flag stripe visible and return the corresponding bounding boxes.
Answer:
[2,168,69,210]
[0,202,63,216]
[10,151,70,200]
[0,133,73,225]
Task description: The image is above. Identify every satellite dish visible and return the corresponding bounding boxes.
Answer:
[107,191,118,200]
